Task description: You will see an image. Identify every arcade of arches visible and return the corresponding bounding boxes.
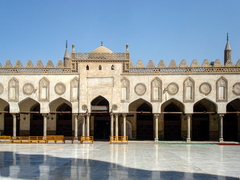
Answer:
[0,97,240,142]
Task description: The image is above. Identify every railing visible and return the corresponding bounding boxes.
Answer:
[110,136,128,144]
[128,67,240,74]
[76,52,126,60]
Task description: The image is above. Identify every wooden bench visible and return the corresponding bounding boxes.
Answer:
[0,136,12,143]
[46,135,64,144]
[29,136,46,143]
[64,136,76,143]
[80,136,94,144]
[110,136,128,144]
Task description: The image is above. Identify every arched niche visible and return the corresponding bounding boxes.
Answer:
[70,77,79,102]
[151,77,162,102]
[39,77,50,102]
[121,77,130,102]
[8,77,19,102]
[216,76,228,102]
[183,77,195,102]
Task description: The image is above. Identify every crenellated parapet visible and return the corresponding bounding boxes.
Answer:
[128,59,240,74]
[0,60,73,74]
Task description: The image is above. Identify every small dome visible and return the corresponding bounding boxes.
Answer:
[90,46,113,54]
[89,45,115,59]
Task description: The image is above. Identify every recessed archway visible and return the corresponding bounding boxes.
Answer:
[50,98,72,136]
[192,98,216,141]
[91,96,110,140]
[162,99,183,140]
[129,99,153,140]
[224,98,240,141]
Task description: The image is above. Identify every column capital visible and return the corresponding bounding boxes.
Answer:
[122,113,127,117]
[42,113,48,117]
[114,113,119,116]
[219,114,225,117]
[185,113,192,117]
[73,113,79,117]
[154,114,160,117]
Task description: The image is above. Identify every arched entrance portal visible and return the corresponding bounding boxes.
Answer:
[136,103,153,140]
[91,96,110,140]
[192,102,209,141]
[224,99,239,141]
[56,103,72,136]
[163,102,182,140]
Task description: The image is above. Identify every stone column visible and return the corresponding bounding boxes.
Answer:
[154,114,159,141]
[81,115,86,136]
[122,113,127,137]
[219,114,224,142]
[186,114,191,142]
[115,114,119,136]
[74,114,78,140]
[110,113,114,136]
[42,114,48,138]
[86,113,90,136]
[12,113,17,138]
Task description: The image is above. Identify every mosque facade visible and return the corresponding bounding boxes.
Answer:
[0,40,239,142]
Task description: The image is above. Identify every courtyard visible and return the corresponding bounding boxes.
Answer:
[0,142,239,180]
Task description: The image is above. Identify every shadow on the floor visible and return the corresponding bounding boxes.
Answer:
[0,151,238,180]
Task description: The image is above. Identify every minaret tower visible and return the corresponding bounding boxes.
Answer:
[64,40,70,67]
[224,33,231,65]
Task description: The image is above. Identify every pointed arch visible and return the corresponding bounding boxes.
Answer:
[91,95,109,112]
[0,98,9,111]
[18,98,40,112]
[129,98,152,112]
[49,97,72,112]
[151,77,162,102]
[161,98,184,113]
[216,76,228,102]
[183,77,195,102]
[8,77,19,102]
[194,98,217,112]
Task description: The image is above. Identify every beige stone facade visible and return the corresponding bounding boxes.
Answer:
[0,41,239,142]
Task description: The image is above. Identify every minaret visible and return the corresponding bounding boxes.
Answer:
[224,33,231,65]
[64,40,70,67]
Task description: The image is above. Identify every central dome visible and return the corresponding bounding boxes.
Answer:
[90,46,113,54]
[89,45,115,59]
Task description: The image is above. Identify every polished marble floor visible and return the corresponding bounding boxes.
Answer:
[0,142,239,180]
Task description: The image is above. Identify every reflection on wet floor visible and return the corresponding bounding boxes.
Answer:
[0,143,239,179]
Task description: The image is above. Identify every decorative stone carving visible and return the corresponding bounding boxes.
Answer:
[56,60,64,68]
[214,59,223,67]
[168,60,177,68]
[146,60,155,68]
[23,83,34,95]
[121,77,130,102]
[233,83,240,95]
[39,77,49,101]
[201,59,211,67]
[167,83,179,95]
[35,60,44,68]
[82,105,88,111]
[216,77,228,102]
[71,77,79,102]
[0,83,4,94]
[8,78,19,102]
[225,59,235,67]
[112,104,118,111]
[135,83,147,96]
[199,82,211,95]
[14,60,23,68]
[179,59,188,68]
[55,82,66,95]
[4,60,12,68]
[25,60,34,68]
[129,60,134,68]
[151,77,162,102]
[190,59,200,67]
[183,77,195,102]
[45,60,54,68]
[157,60,166,68]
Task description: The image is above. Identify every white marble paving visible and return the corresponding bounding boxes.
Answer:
[0,143,239,179]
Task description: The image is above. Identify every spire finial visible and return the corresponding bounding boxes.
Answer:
[227,33,229,42]
[66,40,68,48]
[101,41,103,46]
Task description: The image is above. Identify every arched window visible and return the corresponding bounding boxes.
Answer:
[86,65,89,70]
[99,65,102,70]
[111,65,114,70]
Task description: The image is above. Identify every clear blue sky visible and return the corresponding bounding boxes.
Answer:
[0,0,240,67]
